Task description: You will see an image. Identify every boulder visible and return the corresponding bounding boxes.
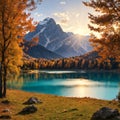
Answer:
[91,107,120,120]
[19,105,37,115]
[23,97,42,104]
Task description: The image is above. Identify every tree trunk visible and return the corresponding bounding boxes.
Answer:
[0,69,3,98]
[3,79,6,97]
[3,66,7,97]
[0,53,6,98]
[0,62,3,98]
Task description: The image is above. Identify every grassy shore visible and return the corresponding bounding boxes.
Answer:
[0,89,120,120]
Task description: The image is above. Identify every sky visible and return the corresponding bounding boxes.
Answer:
[31,0,94,35]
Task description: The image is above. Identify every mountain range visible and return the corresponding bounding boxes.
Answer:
[25,17,92,59]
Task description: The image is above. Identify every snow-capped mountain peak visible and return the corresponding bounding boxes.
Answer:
[25,18,92,58]
[39,17,55,26]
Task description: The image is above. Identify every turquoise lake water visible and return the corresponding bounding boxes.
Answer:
[8,70,120,100]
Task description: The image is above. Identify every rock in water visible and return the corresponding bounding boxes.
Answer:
[23,97,42,104]
[91,107,120,120]
[19,105,37,115]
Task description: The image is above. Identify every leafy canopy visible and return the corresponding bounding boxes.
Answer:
[0,0,42,75]
[83,0,120,62]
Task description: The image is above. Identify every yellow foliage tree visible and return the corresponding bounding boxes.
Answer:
[83,0,120,63]
[0,0,42,98]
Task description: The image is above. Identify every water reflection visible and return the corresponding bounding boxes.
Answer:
[7,75,24,89]
[7,70,120,100]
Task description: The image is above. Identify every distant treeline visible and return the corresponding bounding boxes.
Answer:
[22,54,120,70]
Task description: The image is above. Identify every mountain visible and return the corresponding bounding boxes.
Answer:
[24,43,62,59]
[25,17,92,58]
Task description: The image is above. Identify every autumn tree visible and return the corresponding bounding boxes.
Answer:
[0,0,42,98]
[83,0,120,62]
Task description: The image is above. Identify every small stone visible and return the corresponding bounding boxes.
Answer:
[23,97,42,104]
[79,114,83,116]
[0,115,11,119]
[1,100,10,104]
[2,109,10,112]
[19,105,37,115]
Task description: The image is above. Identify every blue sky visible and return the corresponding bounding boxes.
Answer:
[31,0,94,35]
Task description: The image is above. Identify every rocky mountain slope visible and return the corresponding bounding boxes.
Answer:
[25,44,62,59]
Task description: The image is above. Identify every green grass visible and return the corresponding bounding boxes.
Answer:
[0,89,120,120]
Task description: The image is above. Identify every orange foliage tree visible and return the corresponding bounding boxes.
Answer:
[0,0,42,98]
[83,0,120,62]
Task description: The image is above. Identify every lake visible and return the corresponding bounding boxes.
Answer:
[7,70,120,100]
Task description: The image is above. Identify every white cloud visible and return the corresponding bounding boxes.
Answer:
[34,12,43,17]
[53,12,70,26]
[53,12,69,21]
[60,1,66,5]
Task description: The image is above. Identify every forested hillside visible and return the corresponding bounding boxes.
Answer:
[22,51,120,70]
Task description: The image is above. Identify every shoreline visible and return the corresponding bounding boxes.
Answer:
[0,89,120,120]
[22,68,120,73]
[8,88,111,101]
